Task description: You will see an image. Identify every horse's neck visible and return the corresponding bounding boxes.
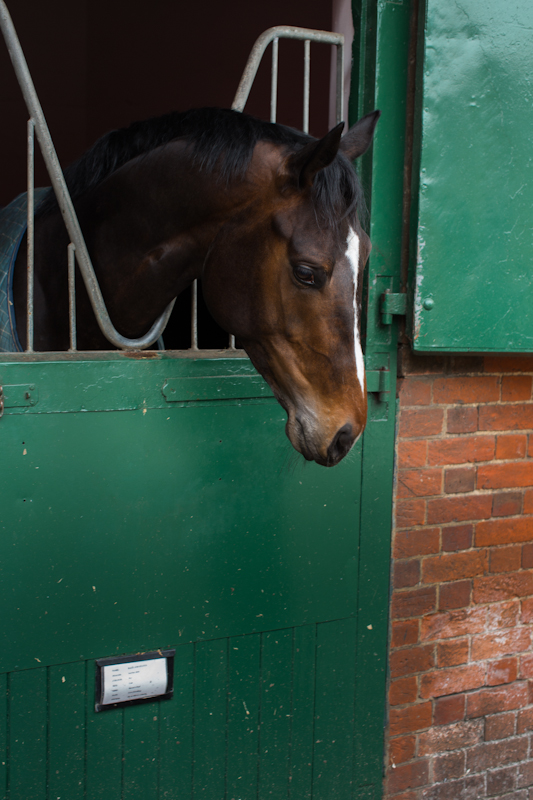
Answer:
[56,149,254,340]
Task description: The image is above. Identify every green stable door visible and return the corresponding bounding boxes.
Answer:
[0,2,410,796]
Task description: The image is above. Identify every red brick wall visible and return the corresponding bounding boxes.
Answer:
[384,350,533,800]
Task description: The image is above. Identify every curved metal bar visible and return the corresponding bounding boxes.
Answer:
[232,25,344,117]
[0,0,175,350]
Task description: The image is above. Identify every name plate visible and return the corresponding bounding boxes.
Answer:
[95,650,175,712]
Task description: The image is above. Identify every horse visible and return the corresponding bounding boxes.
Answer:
[9,107,379,466]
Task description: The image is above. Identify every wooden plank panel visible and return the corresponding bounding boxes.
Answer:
[159,644,194,800]
[0,674,7,799]
[312,619,357,799]
[85,660,123,799]
[48,662,86,800]
[289,625,316,799]
[227,634,261,798]
[123,702,160,800]
[193,640,228,798]
[9,668,47,800]
[258,630,292,799]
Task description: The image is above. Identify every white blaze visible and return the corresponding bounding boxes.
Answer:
[345,227,365,394]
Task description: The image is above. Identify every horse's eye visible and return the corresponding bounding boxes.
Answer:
[293,265,315,285]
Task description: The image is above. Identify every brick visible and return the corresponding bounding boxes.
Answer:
[479,404,533,431]
[486,765,517,796]
[394,529,440,559]
[427,494,492,524]
[421,774,485,800]
[418,720,483,756]
[433,751,465,782]
[437,639,469,668]
[434,694,465,725]
[399,408,444,438]
[397,469,442,498]
[433,376,499,404]
[487,600,520,629]
[522,598,533,623]
[490,545,523,572]
[439,580,472,610]
[397,440,427,469]
[491,491,523,517]
[391,619,419,648]
[520,653,533,678]
[394,560,420,589]
[529,436,533,458]
[389,645,435,679]
[473,572,533,602]
[501,375,532,402]
[389,702,433,736]
[420,664,485,699]
[399,378,432,406]
[395,499,426,529]
[518,761,533,788]
[391,587,437,620]
[485,355,533,372]
[523,543,533,568]
[524,489,533,513]
[476,517,533,546]
[517,708,533,734]
[421,607,486,641]
[466,736,528,773]
[444,467,476,494]
[389,676,418,706]
[442,524,473,552]
[385,792,417,800]
[485,712,516,740]
[471,629,531,661]
[422,550,488,583]
[478,462,533,489]
[466,683,529,717]
[428,435,495,466]
[447,406,478,434]
[496,433,528,459]
[389,734,416,766]
[387,759,429,794]
[487,657,519,686]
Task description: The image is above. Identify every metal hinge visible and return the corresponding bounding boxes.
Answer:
[366,368,390,403]
[0,384,39,416]
[380,291,407,325]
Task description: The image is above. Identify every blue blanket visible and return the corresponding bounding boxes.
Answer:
[0,189,49,352]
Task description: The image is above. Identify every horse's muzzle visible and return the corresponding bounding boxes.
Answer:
[326,423,355,466]
[291,415,359,467]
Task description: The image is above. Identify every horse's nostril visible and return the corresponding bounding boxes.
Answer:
[327,423,354,464]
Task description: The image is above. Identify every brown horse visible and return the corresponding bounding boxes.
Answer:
[11,108,379,466]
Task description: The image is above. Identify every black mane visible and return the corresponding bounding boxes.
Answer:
[37,108,365,227]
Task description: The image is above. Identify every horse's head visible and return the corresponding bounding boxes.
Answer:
[203,111,380,467]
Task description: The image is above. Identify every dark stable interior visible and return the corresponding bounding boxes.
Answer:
[0,0,336,350]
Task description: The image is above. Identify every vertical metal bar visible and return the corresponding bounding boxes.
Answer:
[336,43,344,125]
[229,334,236,349]
[26,118,34,352]
[270,37,279,122]
[68,243,77,351]
[191,279,198,350]
[303,40,310,133]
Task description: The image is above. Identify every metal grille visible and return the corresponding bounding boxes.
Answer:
[0,5,344,354]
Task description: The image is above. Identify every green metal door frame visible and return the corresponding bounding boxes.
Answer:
[351,0,413,792]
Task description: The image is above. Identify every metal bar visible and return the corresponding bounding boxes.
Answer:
[0,0,174,350]
[67,243,77,351]
[336,44,344,125]
[303,40,310,133]
[232,26,343,113]
[229,335,236,350]
[270,37,279,122]
[191,280,198,351]
[26,117,34,352]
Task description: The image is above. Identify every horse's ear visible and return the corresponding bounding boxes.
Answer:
[339,110,381,160]
[285,122,344,189]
